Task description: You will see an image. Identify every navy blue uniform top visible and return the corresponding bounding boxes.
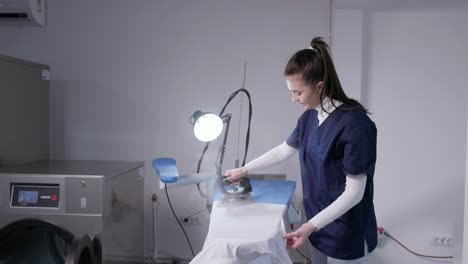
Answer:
[287,104,377,260]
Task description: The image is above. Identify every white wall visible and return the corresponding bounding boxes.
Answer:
[334,6,468,264]
[460,96,468,263]
[332,9,363,102]
[0,0,330,260]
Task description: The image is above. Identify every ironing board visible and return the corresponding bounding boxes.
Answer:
[190,180,296,264]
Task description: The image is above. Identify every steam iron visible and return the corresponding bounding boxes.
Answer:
[216,176,253,207]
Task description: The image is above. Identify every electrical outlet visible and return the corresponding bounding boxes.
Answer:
[179,215,202,226]
[431,235,453,247]
[143,256,155,264]
[377,227,386,248]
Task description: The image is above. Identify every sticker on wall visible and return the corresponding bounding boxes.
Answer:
[81,197,87,208]
[138,167,144,180]
[41,69,50,80]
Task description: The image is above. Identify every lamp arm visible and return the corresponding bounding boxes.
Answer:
[196,88,252,174]
[218,88,252,166]
[216,114,232,178]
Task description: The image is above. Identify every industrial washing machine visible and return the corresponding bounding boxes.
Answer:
[0,160,144,264]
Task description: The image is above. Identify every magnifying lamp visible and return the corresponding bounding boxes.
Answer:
[189,111,224,142]
[190,88,252,176]
[190,110,232,176]
[190,89,253,207]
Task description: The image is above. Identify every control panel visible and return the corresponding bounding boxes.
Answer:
[10,184,60,208]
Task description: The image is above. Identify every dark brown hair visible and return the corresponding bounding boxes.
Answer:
[284,37,368,113]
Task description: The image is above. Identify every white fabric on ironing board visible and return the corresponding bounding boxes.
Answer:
[190,203,292,264]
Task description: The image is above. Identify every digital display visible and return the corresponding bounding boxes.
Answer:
[18,190,39,204]
[11,184,60,208]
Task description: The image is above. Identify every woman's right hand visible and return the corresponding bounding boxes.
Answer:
[224,167,248,183]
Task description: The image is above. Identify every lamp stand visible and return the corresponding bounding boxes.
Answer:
[216,114,232,178]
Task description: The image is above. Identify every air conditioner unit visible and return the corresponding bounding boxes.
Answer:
[0,0,45,26]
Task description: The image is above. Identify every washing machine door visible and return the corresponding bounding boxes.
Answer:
[0,219,99,264]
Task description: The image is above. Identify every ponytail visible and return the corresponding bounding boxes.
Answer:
[285,37,368,113]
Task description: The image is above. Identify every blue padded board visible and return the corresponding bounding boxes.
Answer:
[215,179,296,205]
[152,158,179,183]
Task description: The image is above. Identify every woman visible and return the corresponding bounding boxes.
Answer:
[224,37,377,263]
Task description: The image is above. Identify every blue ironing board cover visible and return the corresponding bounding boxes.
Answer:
[152,158,179,183]
[214,179,296,205]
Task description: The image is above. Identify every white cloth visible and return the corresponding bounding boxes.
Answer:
[190,203,292,264]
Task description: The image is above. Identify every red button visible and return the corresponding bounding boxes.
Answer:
[51,195,57,201]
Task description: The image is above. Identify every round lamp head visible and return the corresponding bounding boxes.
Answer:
[193,112,223,142]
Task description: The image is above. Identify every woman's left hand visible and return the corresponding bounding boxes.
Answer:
[284,223,317,250]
